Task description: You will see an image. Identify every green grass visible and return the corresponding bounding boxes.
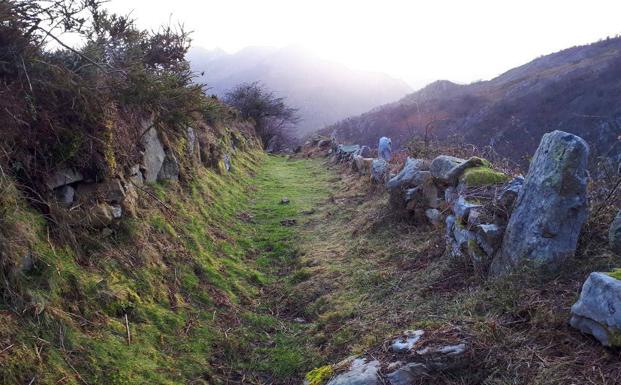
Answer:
[0,152,334,385]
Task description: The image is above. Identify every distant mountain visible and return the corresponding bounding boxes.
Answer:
[323,37,621,167]
[188,46,412,137]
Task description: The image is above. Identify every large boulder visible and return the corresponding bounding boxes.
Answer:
[141,127,165,183]
[609,211,621,254]
[378,137,392,161]
[570,272,621,347]
[371,159,389,184]
[491,131,589,275]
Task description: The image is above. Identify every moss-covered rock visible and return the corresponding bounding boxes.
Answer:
[460,166,509,187]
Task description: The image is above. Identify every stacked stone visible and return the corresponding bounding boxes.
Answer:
[47,118,239,228]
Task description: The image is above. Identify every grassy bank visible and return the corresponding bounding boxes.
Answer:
[0,154,334,385]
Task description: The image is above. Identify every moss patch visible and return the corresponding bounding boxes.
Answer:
[305,365,334,385]
[461,166,509,187]
[606,268,621,280]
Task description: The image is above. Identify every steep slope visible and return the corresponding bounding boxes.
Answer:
[0,146,341,384]
[325,37,621,167]
[188,46,412,137]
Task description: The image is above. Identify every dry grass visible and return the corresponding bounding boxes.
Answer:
[279,160,621,385]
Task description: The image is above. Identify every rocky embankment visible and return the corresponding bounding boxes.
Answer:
[300,130,621,385]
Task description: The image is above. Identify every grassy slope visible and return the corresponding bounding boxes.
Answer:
[0,153,333,385]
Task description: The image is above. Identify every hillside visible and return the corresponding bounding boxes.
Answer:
[188,46,412,137]
[3,2,621,385]
[324,37,621,167]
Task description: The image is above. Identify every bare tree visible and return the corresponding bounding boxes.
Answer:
[225,82,300,148]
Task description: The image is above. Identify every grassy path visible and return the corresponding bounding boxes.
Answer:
[237,155,446,384]
[238,155,444,384]
[225,155,335,384]
[243,156,621,385]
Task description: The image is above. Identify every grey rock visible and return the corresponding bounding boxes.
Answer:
[430,155,465,183]
[129,165,144,186]
[223,154,231,173]
[54,185,75,206]
[371,159,389,184]
[570,272,621,346]
[141,127,165,183]
[158,150,180,181]
[379,137,392,161]
[388,159,436,211]
[111,204,123,219]
[76,179,126,204]
[452,196,482,222]
[337,144,361,162]
[46,168,83,189]
[430,156,487,185]
[318,139,331,149]
[385,363,427,385]
[415,342,470,372]
[386,158,428,190]
[425,209,442,226]
[186,127,199,157]
[446,213,477,260]
[497,176,524,212]
[326,358,380,385]
[609,210,621,254]
[492,131,589,275]
[444,186,458,205]
[416,343,467,357]
[445,215,456,244]
[474,224,504,256]
[355,145,372,158]
[390,330,424,353]
[467,208,483,226]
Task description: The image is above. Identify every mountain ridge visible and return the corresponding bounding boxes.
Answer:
[188,45,413,136]
[324,37,621,167]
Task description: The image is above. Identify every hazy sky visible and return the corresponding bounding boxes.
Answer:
[105,0,621,88]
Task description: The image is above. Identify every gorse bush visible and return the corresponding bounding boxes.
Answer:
[0,0,234,187]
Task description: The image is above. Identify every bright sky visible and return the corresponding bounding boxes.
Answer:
[105,0,621,88]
